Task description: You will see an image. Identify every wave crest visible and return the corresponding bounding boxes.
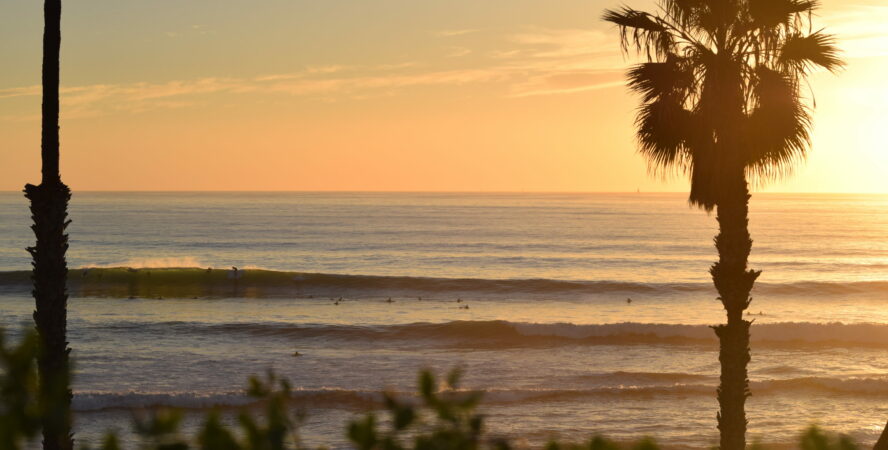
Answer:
[72,376,888,412]
[1,267,886,299]
[96,320,888,349]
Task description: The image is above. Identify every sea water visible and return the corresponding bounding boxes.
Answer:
[0,192,886,447]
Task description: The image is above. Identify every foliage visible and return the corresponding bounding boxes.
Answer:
[0,329,42,450]
[81,371,302,450]
[799,426,858,450]
[347,368,495,450]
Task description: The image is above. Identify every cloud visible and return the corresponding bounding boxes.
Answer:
[163,24,214,39]
[0,25,633,116]
[5,1,880,120]
[445,47,472,58]
[0,65,511,117]
[493,27,627,95]
[509,28,617,60]
[508,70,625,98]
[433,29,477,38]
[821,4,888,59]
[0,86,41,99]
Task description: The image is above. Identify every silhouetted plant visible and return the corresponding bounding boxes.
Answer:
[25,0,74,448]
[799,426,858,450]
[0,329,42,450]
[84,371,304,450]
[545,435,651,450]
[602,1,843,448]
[347,369,494,450]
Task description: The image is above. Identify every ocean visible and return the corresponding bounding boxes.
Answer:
[0,192,886,447]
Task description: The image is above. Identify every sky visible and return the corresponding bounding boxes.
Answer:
[0,0,886,193]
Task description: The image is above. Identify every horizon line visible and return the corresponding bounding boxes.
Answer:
[1,190,886,195]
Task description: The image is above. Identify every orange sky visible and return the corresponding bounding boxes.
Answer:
[1,0,886,192]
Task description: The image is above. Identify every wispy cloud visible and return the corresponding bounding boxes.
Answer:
[508,70,625,98]
[164,24,214,39]
[0,86,41,99]
[433,29,477,38]
[4,2,882,119]
[822,4,888,59]
[0,25,633,116]
[0,65,510,117]
[495,27,627,96]
[508,28,618,61]
[445,46,473,58]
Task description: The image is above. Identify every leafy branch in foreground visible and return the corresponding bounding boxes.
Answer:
[82,371,303,450]
[0,329,42,450]
[347,368,494,450]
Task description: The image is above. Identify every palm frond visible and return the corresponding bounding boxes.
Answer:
[706,0,743,28]
[627,55,694,103]
[663,0,706,28]
[748,0,817,29]
[746,67,812,182]
[779,31,844,74]
[635,98,693,173]
[688,164,717,211]
[603,7,673,59]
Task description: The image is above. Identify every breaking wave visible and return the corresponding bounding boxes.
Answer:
[0,267,886,299]
[92,319,888,349]
[73,376,888,412]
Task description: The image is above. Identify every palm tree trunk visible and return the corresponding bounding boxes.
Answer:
[875,421,888,450]
[710,167,760,450]
[25,0,74,449]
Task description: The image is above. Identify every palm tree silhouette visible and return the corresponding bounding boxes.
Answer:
[603,1,842,449]
[24,0,73,448]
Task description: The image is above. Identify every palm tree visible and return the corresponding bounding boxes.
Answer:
[24,0,74,448]
[602,1,841,448]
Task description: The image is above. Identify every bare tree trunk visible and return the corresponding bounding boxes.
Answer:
[711,167,760,450]
[875,421,888,450]
[26,0,74,449]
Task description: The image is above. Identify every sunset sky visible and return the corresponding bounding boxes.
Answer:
[1,0,886,192]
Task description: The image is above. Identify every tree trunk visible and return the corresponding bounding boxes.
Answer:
[26,0,74,449]
[875,420,888,450]
[710,168,760,450]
